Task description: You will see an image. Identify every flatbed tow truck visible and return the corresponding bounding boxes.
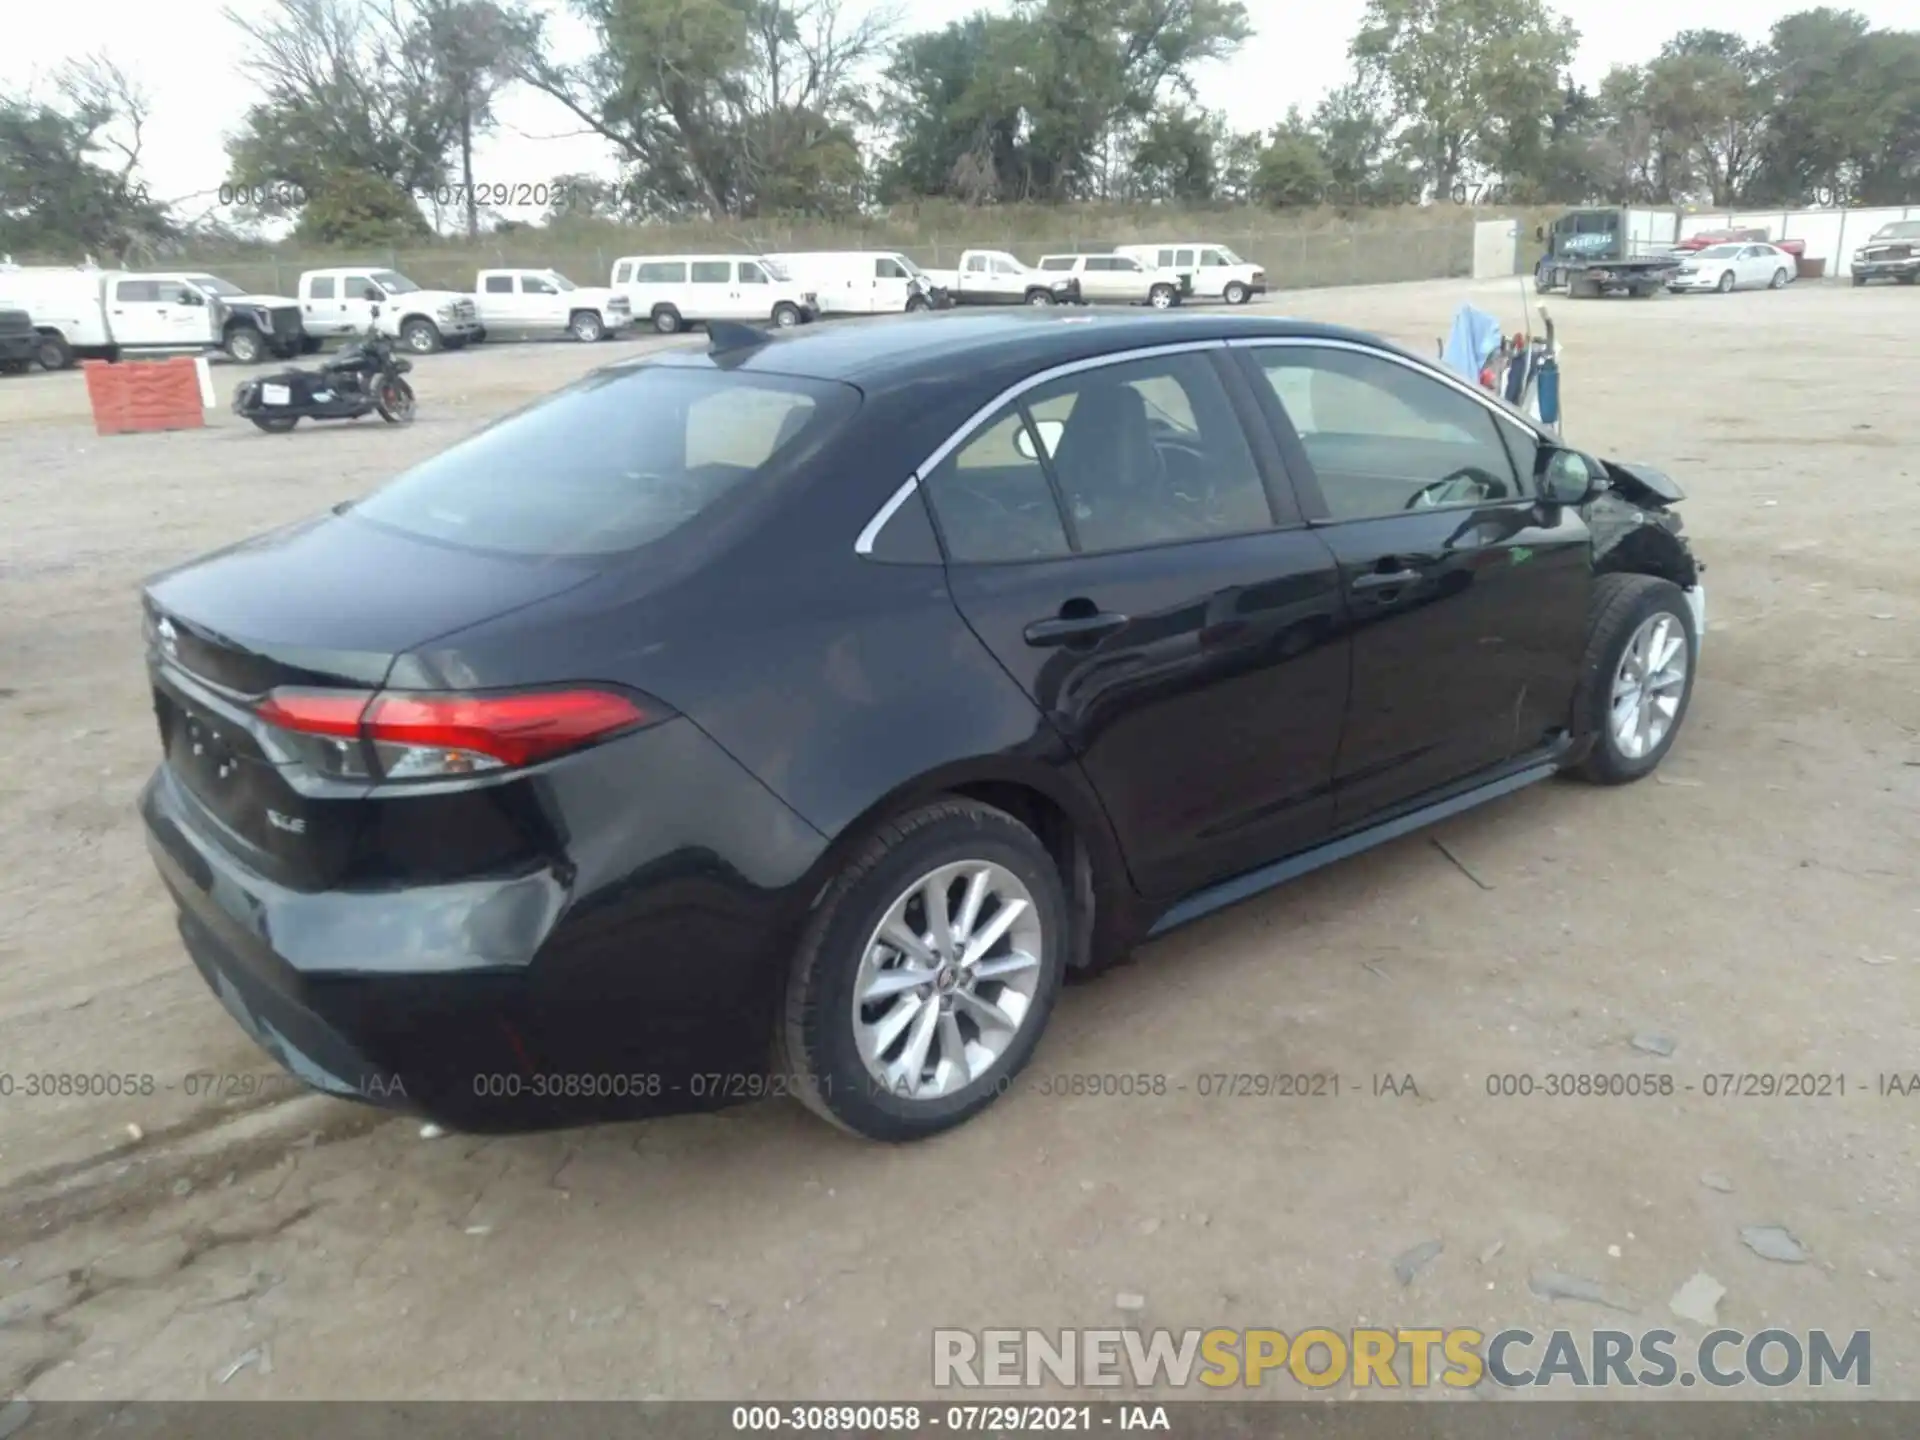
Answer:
[1534,207,1681,298]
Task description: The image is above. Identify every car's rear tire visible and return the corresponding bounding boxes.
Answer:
[1852,273,1868,286]
[1224,282,1249,305]
[1770,267,1790,289]
[652,305,683,334]
[1148,283,1177,309]
[778,798,1068,1142]
[1566,574,1698,786]
[1899,273,1917,285]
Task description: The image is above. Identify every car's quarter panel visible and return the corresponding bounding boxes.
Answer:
[1231,339,1590,826]
[140,710,828,1129]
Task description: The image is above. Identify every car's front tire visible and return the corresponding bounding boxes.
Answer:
[1224,282,1249,305]
[1567,574,1698,785]
[778,799,1068,1142]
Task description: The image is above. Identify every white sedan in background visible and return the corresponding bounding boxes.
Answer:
[1668,243,1798,293]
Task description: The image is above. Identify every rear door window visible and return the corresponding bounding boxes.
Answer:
[349,367,860,557]
[308,276,336,299]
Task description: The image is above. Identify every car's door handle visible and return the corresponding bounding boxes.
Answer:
[1351,568,1421,592]
[1024,610,1128,647]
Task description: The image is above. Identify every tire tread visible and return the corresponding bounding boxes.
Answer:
[776,797,1041,1138]
[1567,573,1692,784]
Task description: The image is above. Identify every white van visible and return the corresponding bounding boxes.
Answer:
[763,251,947,315]
[1113,244,1267,304]
[610,254,818,333]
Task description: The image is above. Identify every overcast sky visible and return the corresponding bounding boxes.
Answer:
[5,0,1914,225]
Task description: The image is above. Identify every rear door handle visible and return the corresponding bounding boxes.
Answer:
[1024,611,1128,647]
[1351,569,1421,591]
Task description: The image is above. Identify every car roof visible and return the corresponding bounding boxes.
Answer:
[626,309,1419,390]
[618,254,762,263]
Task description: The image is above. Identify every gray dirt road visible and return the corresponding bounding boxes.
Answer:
[0,280,1916,1401]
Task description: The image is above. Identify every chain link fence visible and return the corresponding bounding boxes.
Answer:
[147,217,1480,298]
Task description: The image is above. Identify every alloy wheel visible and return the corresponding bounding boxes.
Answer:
[1609,612,1689,760]
[851,860,1044,1101]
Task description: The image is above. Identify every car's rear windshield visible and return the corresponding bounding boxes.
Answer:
[349,365,860,557]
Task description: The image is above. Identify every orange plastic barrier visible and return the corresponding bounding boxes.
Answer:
[82,357,206,437]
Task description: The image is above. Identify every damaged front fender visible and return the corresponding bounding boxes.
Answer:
[1584,462,1702,589]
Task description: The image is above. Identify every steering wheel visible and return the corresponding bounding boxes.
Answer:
[1404,467,1509,510]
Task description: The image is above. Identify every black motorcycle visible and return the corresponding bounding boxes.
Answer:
[233,310,415,434]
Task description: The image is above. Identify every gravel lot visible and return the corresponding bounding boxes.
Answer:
[1,278,1916,1400]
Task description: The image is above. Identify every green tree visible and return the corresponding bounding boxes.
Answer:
[0,56,174,259]
[223,0,464,227]
[1252,113,1333,207]
[293,166,434,243]
[881,0,1251,204]
[1643,30,1769,204]
[416,0,541,236]
[518,0,888,219]
[1127,105,1223,201]
[1350,0,1577,197]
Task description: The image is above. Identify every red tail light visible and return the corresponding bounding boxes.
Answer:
[257,687,656,781]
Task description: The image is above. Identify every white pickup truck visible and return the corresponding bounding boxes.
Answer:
[918,249,1082,306]
[297,267,483,354]
[472,268,632,341]
[0,264,309,368]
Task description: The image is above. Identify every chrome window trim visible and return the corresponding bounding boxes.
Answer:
[852,339,1229,557]
[1225,334,1548,442]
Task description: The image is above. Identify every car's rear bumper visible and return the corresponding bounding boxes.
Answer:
[139,717,830,1131]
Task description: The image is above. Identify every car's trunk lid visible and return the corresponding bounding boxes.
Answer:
[144,510,596,888]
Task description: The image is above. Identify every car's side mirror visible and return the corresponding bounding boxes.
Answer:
[1014,418,1065,461]
[369,304,382,321]
[1536,446,1605,505]
[1534,225,1546,242]
[179,290,203,306]
[362,288,382,302]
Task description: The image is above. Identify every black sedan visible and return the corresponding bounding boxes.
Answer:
[139,309,1706,1142]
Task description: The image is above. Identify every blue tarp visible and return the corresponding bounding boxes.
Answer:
[1440,304,1502,383]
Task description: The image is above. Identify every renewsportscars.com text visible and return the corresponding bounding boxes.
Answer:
[932,1327,1871,1390]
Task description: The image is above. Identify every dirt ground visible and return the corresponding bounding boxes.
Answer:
[1,279,1916,1402]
